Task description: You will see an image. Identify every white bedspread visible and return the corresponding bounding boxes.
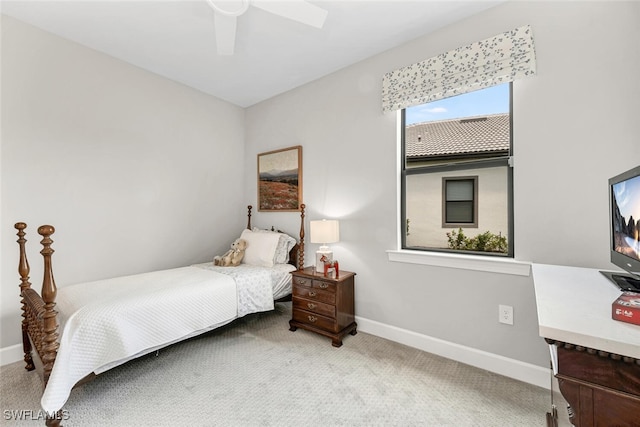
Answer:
[42,264,279,414]
[193,262,295,308]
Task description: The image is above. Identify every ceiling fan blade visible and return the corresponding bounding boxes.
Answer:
[214,12,237,55]
[252,0,328,28]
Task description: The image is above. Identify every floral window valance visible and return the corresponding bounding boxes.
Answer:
[382,25,537,113]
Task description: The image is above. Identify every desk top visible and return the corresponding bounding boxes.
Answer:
[532,263,640,358]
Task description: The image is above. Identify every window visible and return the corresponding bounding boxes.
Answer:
[443,177,478,227]
[402,83,513,256]
[382,26,535,260]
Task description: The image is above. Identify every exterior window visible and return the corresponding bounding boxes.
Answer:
[402,83,512,256]
[443,177,478,227]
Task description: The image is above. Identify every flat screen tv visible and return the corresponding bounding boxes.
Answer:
[601,165,640,292]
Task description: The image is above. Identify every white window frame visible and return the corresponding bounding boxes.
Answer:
[389,87,531,277]
[400,85,514,257]
[383,26,536,276]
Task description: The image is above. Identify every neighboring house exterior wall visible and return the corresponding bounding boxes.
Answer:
[406,166,509,249]
[404,113,510,250]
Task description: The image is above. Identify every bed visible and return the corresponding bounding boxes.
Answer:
[14,205,306,426]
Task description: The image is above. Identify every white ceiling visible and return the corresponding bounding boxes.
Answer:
[1,0,504,107]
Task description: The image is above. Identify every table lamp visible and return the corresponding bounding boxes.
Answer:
[310,219,340,273]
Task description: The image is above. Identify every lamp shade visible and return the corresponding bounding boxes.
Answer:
[310,220,340,244]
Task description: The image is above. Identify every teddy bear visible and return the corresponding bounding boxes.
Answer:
[213,238,247,267]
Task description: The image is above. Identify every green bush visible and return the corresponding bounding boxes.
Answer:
[446,228,508,254]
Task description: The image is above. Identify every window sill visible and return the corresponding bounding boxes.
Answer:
[387,249,531,276]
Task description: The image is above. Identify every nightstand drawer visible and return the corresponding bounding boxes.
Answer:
[293,275,336,292]
[312,279,336,293]
[293,285,336,304]
[292,276,312,287]
[292,309,337,332]
[293,297,335,318]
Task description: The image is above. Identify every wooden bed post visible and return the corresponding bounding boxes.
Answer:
[15,223,35,371]
[247,205,252,229]
[298,204,305,270]
[37,225,59,387]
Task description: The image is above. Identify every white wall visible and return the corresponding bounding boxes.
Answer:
[406,166,508,249]
[245,1,640,368]
[0,16,246,349]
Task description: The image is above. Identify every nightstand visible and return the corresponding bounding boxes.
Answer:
[289,267,357,347]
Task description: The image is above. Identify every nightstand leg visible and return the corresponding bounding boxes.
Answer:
[331,339,343,348]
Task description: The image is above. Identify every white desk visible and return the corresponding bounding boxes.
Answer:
[532,263,640,427]
[532,263,640,358]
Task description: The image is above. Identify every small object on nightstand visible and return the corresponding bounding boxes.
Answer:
[289,266,356,347]
[321,255,339,277]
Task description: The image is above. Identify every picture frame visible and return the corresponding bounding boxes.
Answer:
[257,145,302,211]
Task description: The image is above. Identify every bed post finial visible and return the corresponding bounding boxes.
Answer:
[247,205,252,230]
[15,222,35,371]
[298,204,305,270]
[38,225,59,386]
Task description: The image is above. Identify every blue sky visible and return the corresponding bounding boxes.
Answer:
[406,83,510,125]
[614,175,640,222]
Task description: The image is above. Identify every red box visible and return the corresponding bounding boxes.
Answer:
[612,292,640,326]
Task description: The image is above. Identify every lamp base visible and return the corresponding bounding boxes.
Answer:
[315,248,333,273]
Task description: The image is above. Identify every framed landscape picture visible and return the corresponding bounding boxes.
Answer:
[257,145,302,211]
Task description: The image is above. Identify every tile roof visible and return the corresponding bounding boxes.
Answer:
[405,113,509,159]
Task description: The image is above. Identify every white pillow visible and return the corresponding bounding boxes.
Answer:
[276,233,297,264]
[252,227,297,264]
[240,229,280,267]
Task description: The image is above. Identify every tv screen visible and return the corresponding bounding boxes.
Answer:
[604,165,640,291]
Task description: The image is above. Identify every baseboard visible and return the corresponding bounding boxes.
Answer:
[0,344,23,367]
[355,314,550,389]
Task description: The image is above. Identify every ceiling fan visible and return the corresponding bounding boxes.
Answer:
[205,0,328,55]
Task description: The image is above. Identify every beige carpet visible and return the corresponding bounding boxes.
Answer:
[1,302,553,426]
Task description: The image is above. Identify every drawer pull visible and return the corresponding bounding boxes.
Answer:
[307,303,316,310]
[308,315,317,323]
[308,291,317,297]
[318,283,329,289]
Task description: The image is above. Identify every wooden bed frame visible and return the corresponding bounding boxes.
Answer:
[15,204,305,426]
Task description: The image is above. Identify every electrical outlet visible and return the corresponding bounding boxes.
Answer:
[499,304,514,325]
